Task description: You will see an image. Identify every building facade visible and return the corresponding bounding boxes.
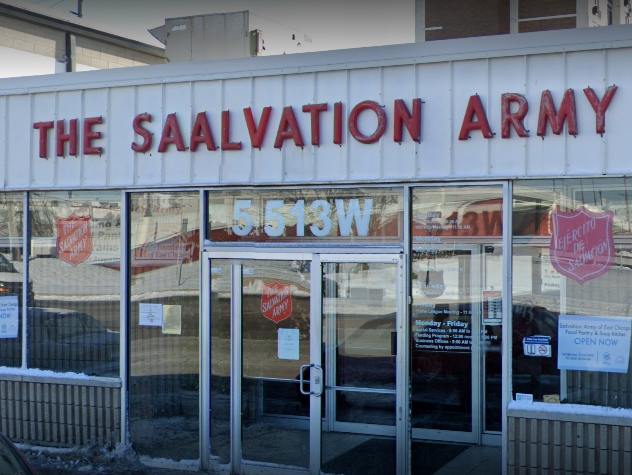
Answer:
[1,22,632,475]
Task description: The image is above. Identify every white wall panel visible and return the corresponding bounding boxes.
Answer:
[524,54,566,176]
[220,78,251,184]
[314,70,348,182]
[565,50,605,176]
[81,88,108,187]
[0,97,6,187]
[489,56,527,177]
[283,73,316,183]
[416,62,451,178]
[382,65,417,180]
[162,82,192,184]
[7,95,32,188]
[56,90,82,188]
[603,48,632,175]
[348,68,382,181]
[452,59,491,178]
[251,75,283,183]
[190,80,221,184]
[135,84,162,186]
[108,87,135,187]
[30,93,56,188]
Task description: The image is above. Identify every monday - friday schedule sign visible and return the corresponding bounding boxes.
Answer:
[558,315,632,373]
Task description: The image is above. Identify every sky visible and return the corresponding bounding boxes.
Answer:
[19,0,415,51]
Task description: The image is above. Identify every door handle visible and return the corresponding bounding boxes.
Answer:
[299,364,324,397]
[299,364,313,395]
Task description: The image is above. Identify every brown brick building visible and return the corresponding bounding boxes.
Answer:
[416,0,630,41]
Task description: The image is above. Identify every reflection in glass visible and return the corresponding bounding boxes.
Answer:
[241,260,311,468]
[129,192,200,461]
[322,261,396,475]
[28,191,120,376]
[0,194,23,367]
[210,261,231,464]
[513,178,632,409]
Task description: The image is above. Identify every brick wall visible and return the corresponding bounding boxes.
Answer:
[519,0,576,19]
[425,0,510,41]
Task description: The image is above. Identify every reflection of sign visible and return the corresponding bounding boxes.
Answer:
[558,315,632,373]
[550,207,614,284]
[133,233,196,267]
[523,335,551,357]
[56,214,93,267]
[261,281,293,323]
[0,296,18,339]
[483,290,502,323]
[421,270,445,298]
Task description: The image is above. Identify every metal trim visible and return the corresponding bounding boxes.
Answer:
[230,264,243,473]
[309,253,322,475]
[200,251,211,470]
[501,181,513,475]
[119,190,129,445]
[21,192,28,370]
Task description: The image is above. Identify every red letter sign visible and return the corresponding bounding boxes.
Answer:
[537,89,578,137]
[158,113,186,152]
[190,112,217,151]
[349,101,386,144]
[459,95,493,140]
[33,121,54,159]
[501,93,529,138]
[131,113,153,153]
[83,117,103,155]
[584,85,618,135]
[302,103,328,146]
[393,99,421,143]
[57,119,78,157]
[244,107,272,149]
[275,106,304,149]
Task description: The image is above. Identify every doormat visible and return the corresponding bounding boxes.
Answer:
[321,438,470,475]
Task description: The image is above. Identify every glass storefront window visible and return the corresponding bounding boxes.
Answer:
[28,191,121,376]
[0,194,24,367]
[513,178,632,407]
[129,192,200,461]
[411,186,503,433]
[208,187,403,244]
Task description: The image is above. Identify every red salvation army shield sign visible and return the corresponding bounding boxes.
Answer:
[56,214,93,267]
[550,206,614,284]
[261,281,293,323]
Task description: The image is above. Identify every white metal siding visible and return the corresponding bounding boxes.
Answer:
[4,29,632,190]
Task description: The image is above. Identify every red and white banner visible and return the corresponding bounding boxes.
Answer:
[261,281,293,323]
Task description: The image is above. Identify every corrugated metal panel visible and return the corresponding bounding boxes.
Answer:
[508,414,632,474]
[7,44,632,189]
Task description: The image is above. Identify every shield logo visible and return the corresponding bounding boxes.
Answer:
[550,206,614,284]
[56,214,93,267]
[261,281,293,323]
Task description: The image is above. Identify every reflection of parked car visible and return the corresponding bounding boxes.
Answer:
[28,308,119,377]
[0,431,38,474]
[0,253,33,305]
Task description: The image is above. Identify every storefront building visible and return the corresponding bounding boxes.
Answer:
[2,24,632,475]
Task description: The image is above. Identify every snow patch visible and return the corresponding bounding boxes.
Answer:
[509,400,632,418]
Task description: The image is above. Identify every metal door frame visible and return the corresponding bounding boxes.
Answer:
[203,250,405,475]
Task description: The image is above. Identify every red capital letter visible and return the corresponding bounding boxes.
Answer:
[393,99,421,143]
[501,93,529,138]
[244,107,272,149]
[131,113,153,153]
[302,103,328,146]
[334,102,343,145]
[349,101,386,144]
[584,85,618,135]
[83,117,103,155]
[275,106,304,149]
[537,89,577,137]
[190,112,217,151]
[158,113,186,153]
[459,95,493,140]
[221,110,242,151]
[57,119,78,157]
[33,121,54,159]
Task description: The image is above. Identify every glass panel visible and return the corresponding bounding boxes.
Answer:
[129,192,200,461]
[208,187,403,244]
[0,193,23,367]
[513,178,632,408]
[411,185,504,435]
[210,261,231,464]
[322,261,396,475]
[28,191,120,376]
[241,259,311,468]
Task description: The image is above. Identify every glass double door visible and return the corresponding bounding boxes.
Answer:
[208,253,404,475]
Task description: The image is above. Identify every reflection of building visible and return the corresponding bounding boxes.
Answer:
[5,5,632,475]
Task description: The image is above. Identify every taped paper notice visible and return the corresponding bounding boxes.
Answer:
[140,303,163,327]
[278,328,300,360]
[162,305,182,335]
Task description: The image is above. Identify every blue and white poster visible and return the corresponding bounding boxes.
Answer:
[558,315,632,373]
[0,296,18,339]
